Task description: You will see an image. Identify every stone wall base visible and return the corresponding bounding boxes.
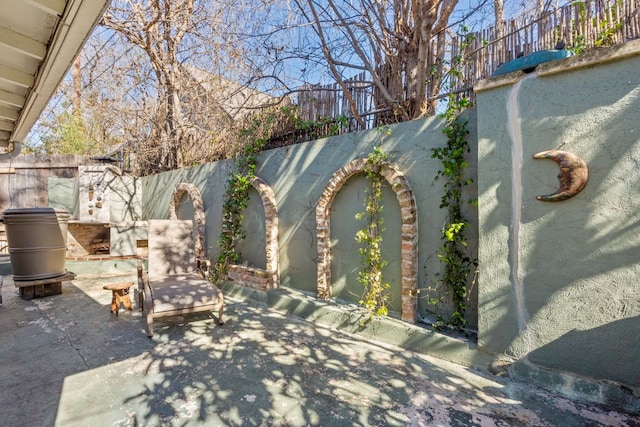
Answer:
[226,264,276,291]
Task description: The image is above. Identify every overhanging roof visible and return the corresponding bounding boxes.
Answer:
[0,0,110,149]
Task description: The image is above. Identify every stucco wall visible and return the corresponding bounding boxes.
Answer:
[140,116,479,326]
[475,41,640,389]
[41,40,640,400]
[48,176,78,216]
[49,170,142,223]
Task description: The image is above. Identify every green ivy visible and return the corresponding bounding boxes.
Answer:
[567,1,624,54]
[430,95,478,329]
[355,145,391,318]
[213,130,264,282]
[294,114,349,139]
[213,108,350,282]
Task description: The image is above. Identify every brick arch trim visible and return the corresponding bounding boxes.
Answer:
[250,176,280,288]
[316,158,418,323]
[168,183,206,259]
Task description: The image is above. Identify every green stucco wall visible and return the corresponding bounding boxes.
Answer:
[236,189,267,270]
[330,175,403,312]
[48,177,78,217]
[42,40,640,402]
[48,171,142,223]
[140,116,479,325]
[475,41,640,389]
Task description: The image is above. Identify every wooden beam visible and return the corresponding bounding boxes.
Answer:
[0,106,19,121]
[20,0,66,16]
[0,90,25,108]
[0,65,34,88]
[0,120,14,132]
[0,131,10,141]
[0,26,47,60]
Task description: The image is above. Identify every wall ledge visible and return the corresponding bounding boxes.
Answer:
[510,358,640,415]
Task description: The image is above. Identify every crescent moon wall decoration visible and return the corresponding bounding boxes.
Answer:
[532,149,589,202]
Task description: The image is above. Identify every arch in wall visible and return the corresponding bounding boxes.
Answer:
[168,183,206,259]
[316,158,418,323]
[224,176,280,290]
[250,176,280,288]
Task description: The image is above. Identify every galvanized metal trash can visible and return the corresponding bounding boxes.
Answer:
[3,208,70,281]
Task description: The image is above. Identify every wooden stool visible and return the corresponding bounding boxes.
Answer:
[103,282,134,316]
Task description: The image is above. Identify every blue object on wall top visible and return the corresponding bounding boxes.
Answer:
[492,50,574,77]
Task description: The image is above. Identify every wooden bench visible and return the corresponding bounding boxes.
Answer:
[103,281,134,316]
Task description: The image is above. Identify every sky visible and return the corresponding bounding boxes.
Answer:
[25,0,574,150]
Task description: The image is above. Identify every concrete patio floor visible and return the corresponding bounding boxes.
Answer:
[0,271,638,427]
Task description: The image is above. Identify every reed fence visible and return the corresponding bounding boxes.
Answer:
[296,71,375,133]
[449,0,640,96]
[294,0,640,134]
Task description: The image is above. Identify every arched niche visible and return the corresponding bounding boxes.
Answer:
[168,183,206,259]
[316,158,418,323]
[225,176,280,290]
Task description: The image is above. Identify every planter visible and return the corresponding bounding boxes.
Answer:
[3,208,70,281]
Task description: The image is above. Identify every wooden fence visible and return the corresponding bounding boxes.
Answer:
[0,154,85,211]
[0,154,85,253]
[295,0,640,131]
[296,71,375,132]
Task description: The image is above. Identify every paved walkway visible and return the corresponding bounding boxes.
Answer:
[0,273,637,426]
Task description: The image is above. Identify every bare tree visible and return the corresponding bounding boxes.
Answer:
[290,0,459,121]
[32,0,508,169]
[95,0,284,173]
[101,0,198,171]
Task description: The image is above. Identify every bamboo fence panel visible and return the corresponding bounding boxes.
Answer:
[295,0,640,132]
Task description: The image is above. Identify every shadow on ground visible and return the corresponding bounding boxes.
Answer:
[0,273,637,426]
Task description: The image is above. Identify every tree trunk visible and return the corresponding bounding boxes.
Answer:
[494,0,505,40]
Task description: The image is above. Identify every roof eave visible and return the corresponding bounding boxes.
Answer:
[10,0,110,145]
